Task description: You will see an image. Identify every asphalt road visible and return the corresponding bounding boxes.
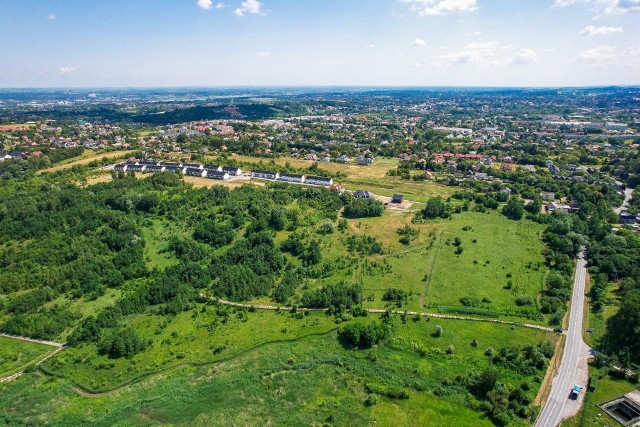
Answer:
[535,252,589,427]
[614,187,634,215]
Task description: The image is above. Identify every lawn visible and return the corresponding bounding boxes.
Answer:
[5,315,557,426]
[0,336,54,376]
[141,218,183,270]
[584,281,621,350]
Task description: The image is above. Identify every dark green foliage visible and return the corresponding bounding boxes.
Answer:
[502,197,525,220]
[97,328,149,359]
[345,235,383,255]
[165,237,208,262]
[301,282,363,309]
[342,198,384,219]
[382,288,410,307]
[420,197,452,219]
[193,220,235,249]
[396,224,419,245]
[339,321,389,348]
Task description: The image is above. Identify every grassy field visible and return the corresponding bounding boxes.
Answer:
[561,367,639,427]
[0,336,54,376]
[301,209,547,319]
[38,150,136,174]
[4,313,556,426]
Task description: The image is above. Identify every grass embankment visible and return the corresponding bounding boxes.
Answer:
[0,336,54,376]
[5,312,556,426]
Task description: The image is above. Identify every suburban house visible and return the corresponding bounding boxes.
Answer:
[619,211,637,225]
[145,165,165,173]
[305,175,333,187]
[204,164,222,172]
[356,156,374,166]
[163,166,181,173]
[138,159,159,166]
[278,173,305,184]
[541,191,555,201]
[125,164,146,173]
[159,161,182,168]
[184,167,205,177]
[204,170,229,180]
[353,190,374,199]
[222,166,242,176]
[336,154,349,163]
[391,194,404,204]
[182,162,203,169]
[113,163,127,172]
[251,170,280,180]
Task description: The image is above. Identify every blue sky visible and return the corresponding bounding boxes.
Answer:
[0,0,639,87]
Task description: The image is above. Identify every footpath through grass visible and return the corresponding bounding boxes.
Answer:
[0,336,54,376]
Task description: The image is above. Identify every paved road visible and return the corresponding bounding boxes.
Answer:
[536,252,590,427]
[614,187,633,215]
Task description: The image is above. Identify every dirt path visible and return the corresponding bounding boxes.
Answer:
[0,346,64,383]
[419,230,443,307]
[203,294,555,333]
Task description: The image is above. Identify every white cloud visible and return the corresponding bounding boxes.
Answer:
[512,48,538,64]
[577,45,616,62]
[234,0,264,16]
[553,0,640,14]
[258,51,270,57]
[197,0,213,10]
[399,0,478,16]
[59,66,77,75]
[579,25,623,35]
[472,31,482,36]
[440,40,497,65]
[215,2,225,8]
[47,14,56,20]
[368,44,376,48]
[412,38,427,47]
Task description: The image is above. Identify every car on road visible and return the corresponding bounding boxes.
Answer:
[554,328,563,333]
[570,384,581,399]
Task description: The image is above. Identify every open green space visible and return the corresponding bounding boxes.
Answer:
[4,314,556,426]
[0,336,53,376]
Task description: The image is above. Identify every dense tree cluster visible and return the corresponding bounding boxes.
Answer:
[338,321,389,348]
[342,197,385,219]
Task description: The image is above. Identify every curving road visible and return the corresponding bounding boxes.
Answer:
[536,252,591,427]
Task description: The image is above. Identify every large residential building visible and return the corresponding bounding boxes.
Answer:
[251,170,280,180]
[305,175,333,187]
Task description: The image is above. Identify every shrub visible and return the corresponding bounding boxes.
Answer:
[515,295,534,306]
[433,325,443,337]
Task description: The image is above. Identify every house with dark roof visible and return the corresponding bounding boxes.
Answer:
[391,194,404,204]
[204,169,229,180]
[126,164,146,173]
[145,165,165,173]
[305,175,333,187]
[182,163,203,169]
[113,163,127,172]
[163,166,181,173]
[159,161,182,168]
[251,170,279,180]
[184,167,205,177]
[278,173,305,183]
[222,166,242,176]
[138,159,159,166]
[620,211,637,225]
[204,164,222,172]
[353,190,374,199]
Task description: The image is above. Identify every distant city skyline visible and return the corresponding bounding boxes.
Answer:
[1,0,639,88]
